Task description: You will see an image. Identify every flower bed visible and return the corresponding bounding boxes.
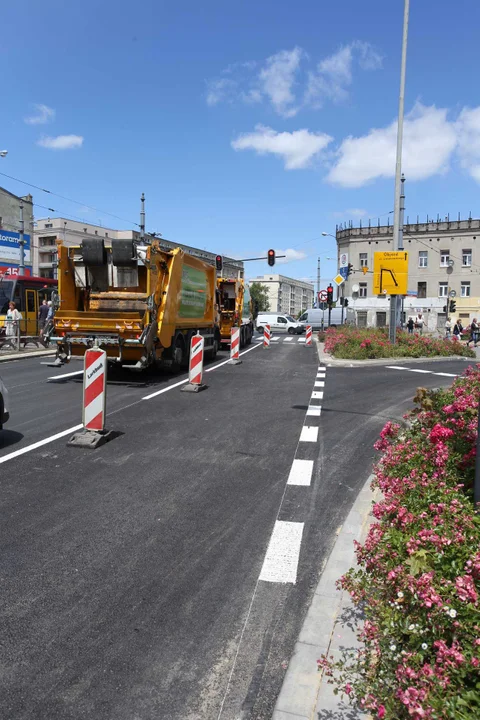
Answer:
[322,326,475,360]
[319,367,480,719]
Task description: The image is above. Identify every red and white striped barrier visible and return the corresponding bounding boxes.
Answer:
[229,326,242,365]
[83,347,107,431]
[263,324,271,348]
[182,333,207,392]
[305,325,313,347]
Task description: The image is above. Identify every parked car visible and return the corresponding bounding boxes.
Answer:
[0,374,9,429]
[298,307,344,329]
[256,313,304,334]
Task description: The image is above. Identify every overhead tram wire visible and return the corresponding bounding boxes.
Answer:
[0,170,140,229]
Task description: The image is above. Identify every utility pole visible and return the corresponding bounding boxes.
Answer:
[390,0,410,345]
[398,174,405,327]
[140,192,145,241]
[18,203,25,275]
[317,257,321,308]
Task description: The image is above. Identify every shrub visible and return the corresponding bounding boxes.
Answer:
[318,367,480,719]
[320,326,475,360]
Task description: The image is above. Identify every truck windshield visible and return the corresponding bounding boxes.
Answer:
[0,280,14,314]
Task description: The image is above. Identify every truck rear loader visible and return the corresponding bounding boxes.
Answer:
[217,277,254,348]
[53,238,220,370]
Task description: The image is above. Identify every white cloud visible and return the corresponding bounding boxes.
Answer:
[305,41,382,108]
[456,107,480,182]
[24,103,55,125]
[258,47,304,117]
[274,248,308,264]
[327,103,457,187]
[206,78,237,106]
[231,125,332,170]
[37,134,84,150]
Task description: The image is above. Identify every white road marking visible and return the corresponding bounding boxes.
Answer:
[316,372,326,378]
[0,424,83,465]
[306,405,321,416]
[406,368,432,374]
[287,458,314,486]
[386,365,408,370]
[314,380,325,387]
[47,370,84,381]
[283,337,293,342]
[435,372,457,377]
[311,390,323,400]
[259,520,304,584]
[386,365,459,378]
[299,426,318,443]
[271,337,280,342]
[297,338,306,343]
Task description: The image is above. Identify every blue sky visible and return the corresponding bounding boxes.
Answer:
[2,0,480,287]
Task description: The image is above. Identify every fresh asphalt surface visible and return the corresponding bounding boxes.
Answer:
[0,339,477,719]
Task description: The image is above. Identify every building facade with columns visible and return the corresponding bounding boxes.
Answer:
[336,215,480,331]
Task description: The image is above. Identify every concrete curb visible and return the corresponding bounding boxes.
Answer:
[272,474,376,720]
[0,349,56,363]
[314,338,474,368]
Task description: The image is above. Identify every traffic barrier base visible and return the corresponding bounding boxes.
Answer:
[67,428,115,449]
[181,382,207,393]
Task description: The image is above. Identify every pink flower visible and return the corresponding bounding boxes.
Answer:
[378,705,386,718]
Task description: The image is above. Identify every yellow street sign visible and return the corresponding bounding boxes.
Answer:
[373,251,408,295]
[333,274,345,286]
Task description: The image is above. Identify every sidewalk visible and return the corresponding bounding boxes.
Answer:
[0,345,56,362]
[315,338,479,367]
[273,474,376,720]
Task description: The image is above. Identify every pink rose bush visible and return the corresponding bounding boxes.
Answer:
[322,326,474,360]
[318,366,480,718]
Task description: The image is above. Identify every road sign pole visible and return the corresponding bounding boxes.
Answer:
[341,284,345,324]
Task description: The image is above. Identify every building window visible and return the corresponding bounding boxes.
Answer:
[359,283,367,298]
[462,249,472,267]
[44,223,53,229]
[418,282,427,298]
[440,251,450,267]
[0,216,2,228]
[84,228,87,232]
[418,251,428,267]
[461,281,471,297]
[438,282,448,297]
[105,232,109,237]
[359,253,368,268]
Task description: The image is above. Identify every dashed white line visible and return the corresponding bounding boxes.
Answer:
[297,338,306,343]
[287,458,314,486]
[259,521,304,584]
[314,380,325,388]
[47,370,84,381]
[306,405,321,416]
[435,372,457,377]
[311,390,323,400]
[299,426,318,443]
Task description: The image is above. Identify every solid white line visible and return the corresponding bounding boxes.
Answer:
[259,520,304,584]
[306,405,321,416]
[299,426,318,443]
[47,369,84,381]
[311,390,323,400]
[143,342,261,399]
[283,337,293,342]
[0,424,83,465]
[314,380,325,387]
[287,458,314,486]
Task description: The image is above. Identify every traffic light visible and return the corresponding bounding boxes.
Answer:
[267,249,276,267]
[443,305,447,313]
[449,299,456,313]
[215,255,223,272]
[326,284,334,306]
[344,299,349,307]
[347,263,354,277]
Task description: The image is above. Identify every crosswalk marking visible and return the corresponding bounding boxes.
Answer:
[259,521,304,584]
[386,366,459,378]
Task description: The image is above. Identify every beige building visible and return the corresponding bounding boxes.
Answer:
[33,217,244,279]
[249,273,314,316]
[336,215,480,331]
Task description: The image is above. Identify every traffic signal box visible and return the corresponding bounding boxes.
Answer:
[373,251,408,295]
[267,249,276,267]
[326,284,334,307]
[215,255,223,272]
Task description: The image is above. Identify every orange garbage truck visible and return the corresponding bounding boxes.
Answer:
[216,277,254,348]
[52,238,221,370]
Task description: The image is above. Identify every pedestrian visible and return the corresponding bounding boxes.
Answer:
[414,312,424,334]
[407,317,414,334]
[46,300,54,322]
[4,301,22,338]
[467,318,479,347]
[453,319,463,340]
[445,317,452,339]
[38,299,49,336]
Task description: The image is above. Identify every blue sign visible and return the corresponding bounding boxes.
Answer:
[339,266,349,279]
[0,230,31,266]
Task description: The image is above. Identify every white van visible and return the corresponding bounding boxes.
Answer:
[256,313,304,335]
[298,307,344,329]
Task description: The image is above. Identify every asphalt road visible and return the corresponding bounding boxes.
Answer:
[0,342,476,719]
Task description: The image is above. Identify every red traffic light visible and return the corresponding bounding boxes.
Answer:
[215,255,223,272]
[326,284,334,305]
[267,249,276,267]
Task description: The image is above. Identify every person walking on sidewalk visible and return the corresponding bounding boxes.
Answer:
[467,318,479,347]
[445,317,452,339]
[38,299,49,336]
[4,301,22,341]
[453,319,463,340]
[414,313,424,334]
[407,317,414,334]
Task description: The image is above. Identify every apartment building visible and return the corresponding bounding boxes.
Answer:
[33,218,244,279]
[0,187,34,275]
[249,273,314,316]
[336,215,480,331]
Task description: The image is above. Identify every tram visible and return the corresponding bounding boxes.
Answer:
[0,274,57,336]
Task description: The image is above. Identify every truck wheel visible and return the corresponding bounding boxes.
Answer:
[211,335,219,359]
[246,326,252,345]
[171,334,185,372]
[257,326,263,334]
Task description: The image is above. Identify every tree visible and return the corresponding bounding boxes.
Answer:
[250,282,270,316]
